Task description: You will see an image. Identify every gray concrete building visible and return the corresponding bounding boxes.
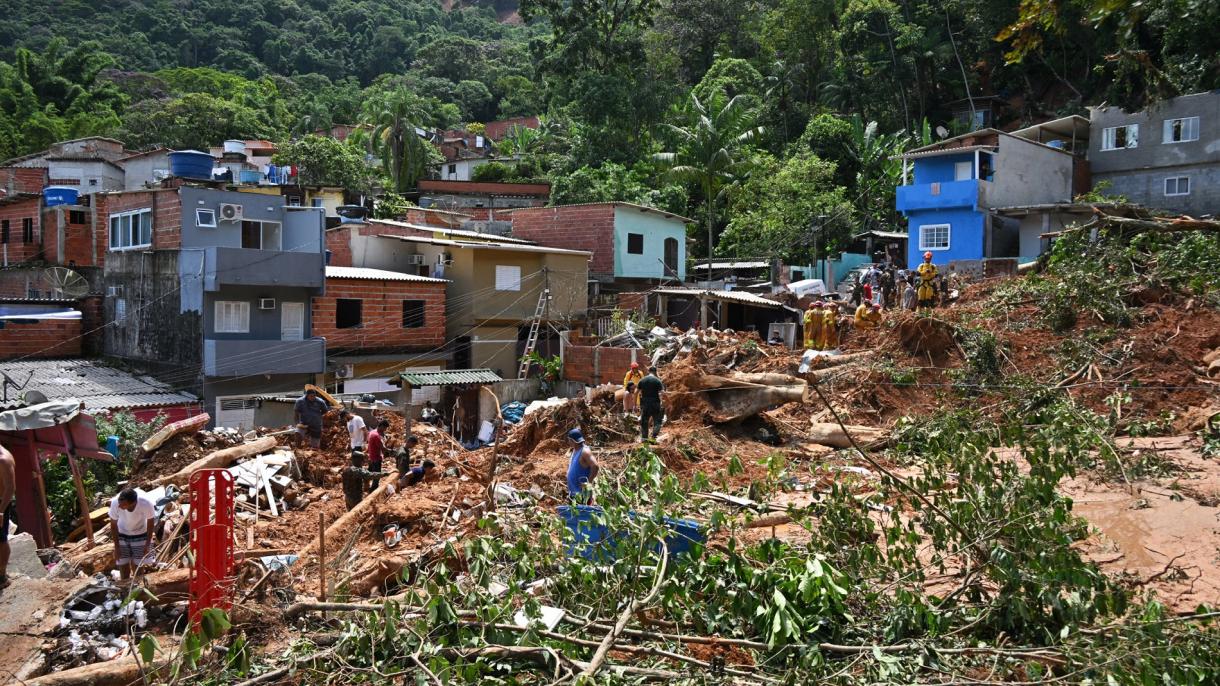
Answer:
[1089,90,1220,216]
[101,185,326,427]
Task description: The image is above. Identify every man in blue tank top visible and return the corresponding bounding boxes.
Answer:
[566,428,599,502]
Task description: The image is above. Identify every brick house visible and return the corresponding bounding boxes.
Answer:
[0,194,43,265]
[509,202,690,291]
[312,266,450,394]
[99,185,326,428]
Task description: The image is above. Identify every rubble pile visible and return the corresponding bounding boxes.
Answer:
[50,575,181,670]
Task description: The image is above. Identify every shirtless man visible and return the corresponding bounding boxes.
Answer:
[0,445,14,589]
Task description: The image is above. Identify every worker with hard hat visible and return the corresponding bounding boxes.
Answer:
[820,301,840,350]
[804,301,824,349]
[855,302,883,329]
[622,361,644,414]
[916,251,939,309]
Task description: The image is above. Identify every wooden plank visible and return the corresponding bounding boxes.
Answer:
[262,466,279,517]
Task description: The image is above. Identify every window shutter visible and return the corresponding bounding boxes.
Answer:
[495,265,522,291]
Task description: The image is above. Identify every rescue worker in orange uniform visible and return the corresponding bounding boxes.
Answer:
[803,301,824,349]
[916,251,939,309]
[820,302,839,350]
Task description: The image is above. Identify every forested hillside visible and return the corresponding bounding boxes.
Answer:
[0,0,1216,263]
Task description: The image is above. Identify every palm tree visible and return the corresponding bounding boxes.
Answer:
[655,92,762,280]
[360,90,432,193]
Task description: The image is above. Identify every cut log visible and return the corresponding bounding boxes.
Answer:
[682,370,807,423]
[146,437,278,488]
[305,384,342,409]
[141,413,210,454]
[25,655,168,686]
[807,422,887,449]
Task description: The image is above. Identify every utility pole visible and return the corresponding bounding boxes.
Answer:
[810,214,829,288]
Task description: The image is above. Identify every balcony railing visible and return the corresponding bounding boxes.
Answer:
[203,337,326,377]
[896,179,981,212]
[203,247,325,291]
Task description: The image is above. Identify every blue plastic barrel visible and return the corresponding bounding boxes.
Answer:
[43,186,79,207]
[168,150,215,180]
[105,435,120,459]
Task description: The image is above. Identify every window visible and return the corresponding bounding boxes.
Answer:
[196,209,217,228]
[663,237,679,276]
[626,233,644,255]
[311,198,324,208]
[22,218,33,244]
[954,161,973,181]
[336,299,362,328]
[108,209,153,250]
[88,179,98,187]
[286,197,301,207]
[68,210,87,224]
[1101,124,1138,151]
[402,300,426,328]
[448,164,457,174]
[0,220,7,244]
[918,224,951,251]
[214,301,250,333]
[1163,117,1199,144]
[1164,176,1190,196]
[114,298,127,323]
[495,265,521,291]
[241,220,282,250]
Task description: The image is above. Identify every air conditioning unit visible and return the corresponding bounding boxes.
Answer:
[335,364,353,379]
[219,203,244,222]
[106,285,123,297]
[259,298,276,310]
[407,254,426,265]
[440,252,454,266]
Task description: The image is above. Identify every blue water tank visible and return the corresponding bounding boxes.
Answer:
[43,186,79,207]
[1047,140,1067,149]
[168,150,216,180]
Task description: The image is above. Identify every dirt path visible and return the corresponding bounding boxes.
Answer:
[0,577,91,679]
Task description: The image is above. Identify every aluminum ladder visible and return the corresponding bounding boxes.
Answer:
[518,288,549,379]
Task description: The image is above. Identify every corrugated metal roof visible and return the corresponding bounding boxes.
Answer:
[894,144,996,160]
[378,234,592,257]
[652,288,784,308]
[326,266,447,283]
[0,359,198,411]
[693,261,769,270]
[398,368,502,387]
[372,219,534,244]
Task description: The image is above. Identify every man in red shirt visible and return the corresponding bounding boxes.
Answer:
[365,419,389,493]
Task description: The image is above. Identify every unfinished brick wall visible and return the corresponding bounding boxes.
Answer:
[98,189,183,251]
[312,277,447,352]
[79,294,104,356]
[510,204,616,276]
[41,205,105,268]
[0,167,48,195]
[325,226,354,267]
[0,316,82,359]
[0,196,43,265]
[562,343,641,386]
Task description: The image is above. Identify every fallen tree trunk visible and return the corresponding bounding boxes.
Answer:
[807,422,888,449]
[146,437,277,488]
[141,413,210,454]
[25,654,168,686]
[683,370,808,423]
[296,475,396,567]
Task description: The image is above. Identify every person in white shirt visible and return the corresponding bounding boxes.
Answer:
[109,488,156,579]
[341,409,368,458]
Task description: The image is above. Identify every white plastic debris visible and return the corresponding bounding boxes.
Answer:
[513,605,565,631]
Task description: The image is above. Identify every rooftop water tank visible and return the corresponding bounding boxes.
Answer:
[337,205,368,224]
[223,139,246,154]
[43,186,79,207]
[1047,140,1067,149]
[168,150,215,180]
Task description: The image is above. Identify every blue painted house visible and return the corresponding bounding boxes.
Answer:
[895,128,1076,268]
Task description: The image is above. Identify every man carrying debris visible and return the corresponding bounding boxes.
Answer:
[637,366,666,441]
[0,444,14,589]
[342,409,367,459]
[342,451,386,511]
[566,429,599,502]
[294,388,328,449]
[622,361,644,414]
[916,251,939,309]
[109,488,156,580]
[803,301,823,349]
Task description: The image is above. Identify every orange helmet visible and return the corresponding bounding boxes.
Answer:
[923,251,933,260]
[630,361,639,369]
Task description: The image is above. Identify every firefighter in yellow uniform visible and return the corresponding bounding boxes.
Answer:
[855,302,882,329]
[622,361,644,414]
[803,301,823,349]
[820,302,839,350]
[916,251,939,309]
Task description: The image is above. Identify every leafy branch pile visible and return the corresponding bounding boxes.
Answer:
[160,388,1220,685]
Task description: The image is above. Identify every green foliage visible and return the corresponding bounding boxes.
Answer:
[548,162,688,214]
[520,351,562,382]
[271,135,372,193]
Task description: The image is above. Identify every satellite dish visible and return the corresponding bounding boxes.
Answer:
[935,125,950,139]
[22,389,48,405]
[41,267,89,299]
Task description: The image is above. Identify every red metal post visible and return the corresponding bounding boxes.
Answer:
[188,468,235,626]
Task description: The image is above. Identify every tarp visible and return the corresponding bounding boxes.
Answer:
[0,399,82,432]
